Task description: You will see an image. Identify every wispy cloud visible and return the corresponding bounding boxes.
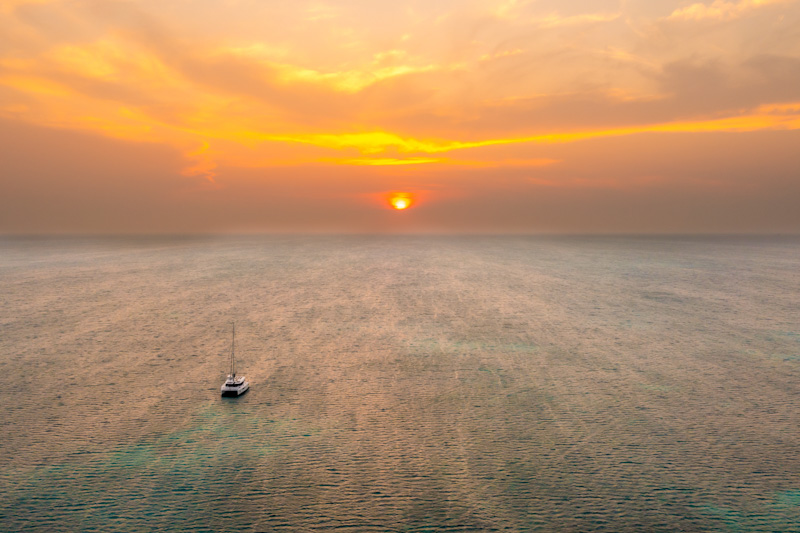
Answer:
[668,0,794,21]
[181,141,217,183]
[531,12,621,28]
[336,157,441,166]
[0,0,55,14]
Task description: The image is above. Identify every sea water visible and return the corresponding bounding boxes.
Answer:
[1,235,798,531]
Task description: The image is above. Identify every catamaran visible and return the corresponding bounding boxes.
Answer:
[221,323,249,397]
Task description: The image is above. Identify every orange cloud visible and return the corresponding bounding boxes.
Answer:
[337,157,441,166]
[1,0,799,188]
[531,12,620,28]
[668,0,794,20]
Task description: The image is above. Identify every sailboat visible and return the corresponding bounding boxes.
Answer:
[221,323,249,397]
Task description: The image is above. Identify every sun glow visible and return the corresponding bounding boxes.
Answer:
[389,193,413,210]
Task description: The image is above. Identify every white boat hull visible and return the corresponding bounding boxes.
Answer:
[221,376,249,396]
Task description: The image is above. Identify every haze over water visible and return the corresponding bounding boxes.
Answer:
[1,236,799,531]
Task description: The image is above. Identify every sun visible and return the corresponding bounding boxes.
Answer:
[388,193,413,210]
[391,197,410,210]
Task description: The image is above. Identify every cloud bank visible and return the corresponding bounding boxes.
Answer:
[1,0,799,232]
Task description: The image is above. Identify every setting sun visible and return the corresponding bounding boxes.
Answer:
[389,194,413,210]
[392,198,409,210]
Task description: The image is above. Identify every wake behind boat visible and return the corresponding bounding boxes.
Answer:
[221,323,249,397]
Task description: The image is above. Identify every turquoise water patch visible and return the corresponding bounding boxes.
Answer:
[697,504,749,532]
[694,492,800,532]
[775,489,800,508]
[3,404,317,531]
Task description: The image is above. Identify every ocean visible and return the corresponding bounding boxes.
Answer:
[1,235,798,531]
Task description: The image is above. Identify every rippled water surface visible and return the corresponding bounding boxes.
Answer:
[1,236,799,532]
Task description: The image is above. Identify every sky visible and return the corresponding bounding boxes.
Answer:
[1,0,799,234]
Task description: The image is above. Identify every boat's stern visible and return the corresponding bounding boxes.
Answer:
[221,376,249,396]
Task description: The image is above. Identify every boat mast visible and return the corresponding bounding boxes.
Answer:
[230,322,236,378]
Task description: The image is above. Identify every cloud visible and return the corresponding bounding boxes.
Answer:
[667,0,794,21]
[531,12,621,28]
[1,0,800,233]
[337,157,441,166]
[181,142,217,183]
[0,0,57,15]
[3,36,800,173]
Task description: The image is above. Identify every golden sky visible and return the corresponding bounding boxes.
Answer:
[1,0,799,233]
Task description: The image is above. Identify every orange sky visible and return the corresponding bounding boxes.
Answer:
[1,0,799,233]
